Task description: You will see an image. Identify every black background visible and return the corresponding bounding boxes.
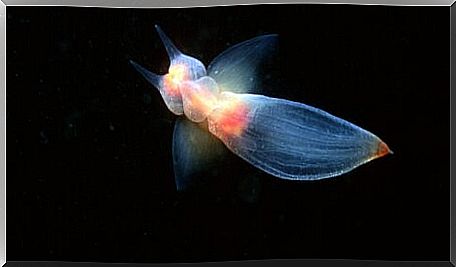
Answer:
[7,5,449,263]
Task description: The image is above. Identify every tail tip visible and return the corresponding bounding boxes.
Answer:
[376,141,393,158]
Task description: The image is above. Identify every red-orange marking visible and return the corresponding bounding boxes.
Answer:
[216,101,249,137]
[376,141,392,158]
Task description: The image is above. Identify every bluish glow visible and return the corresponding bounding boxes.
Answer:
[131,25,392,186]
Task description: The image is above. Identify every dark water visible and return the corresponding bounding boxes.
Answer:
[7,5,449,263]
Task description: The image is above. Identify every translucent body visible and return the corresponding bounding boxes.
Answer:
[181,77,220,123]
[131,25,392,189]
[207,92,388,180]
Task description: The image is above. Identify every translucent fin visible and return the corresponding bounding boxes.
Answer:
[172,118,228,191]
[207,34,278,94]
[207,93,392,180]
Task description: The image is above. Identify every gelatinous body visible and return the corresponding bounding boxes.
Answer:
[131,25,392,188]
[208,93,389,180]
[181,77,220,123]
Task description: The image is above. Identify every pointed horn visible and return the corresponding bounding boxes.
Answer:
[129,59,162,90]
[155,25,182,61]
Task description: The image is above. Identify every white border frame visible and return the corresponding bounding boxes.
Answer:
[1,1,454,267]
[1,0,455,7]
[1,1,5,266]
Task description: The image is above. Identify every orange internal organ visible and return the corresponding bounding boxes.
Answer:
[180,80,219,122]
[211,94,250,137]
[189,89,218,116]
[163,64,188,96]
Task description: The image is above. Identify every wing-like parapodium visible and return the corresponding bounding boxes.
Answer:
[207,34,278,94]
[172,118,229,191]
